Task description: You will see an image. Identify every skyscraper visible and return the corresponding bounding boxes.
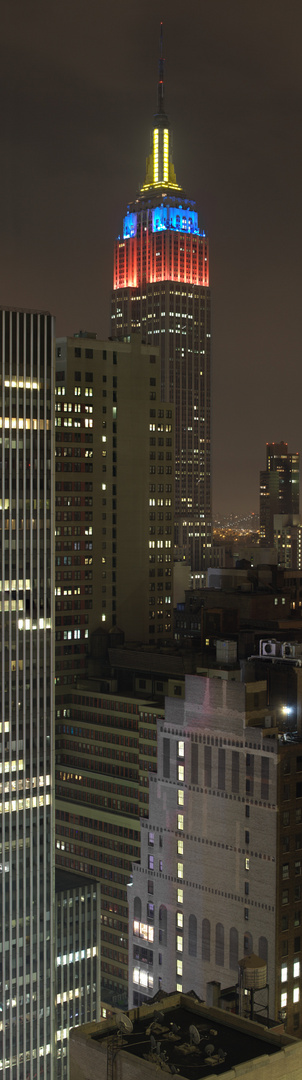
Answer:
[0,308,55,1078]
[260,442,300,546]
[111,28,211,572]
[55,331,173,657]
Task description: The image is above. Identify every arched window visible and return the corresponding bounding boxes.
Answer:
[244,931,253,956]
[259,936,268,964]
[215,923,224,966]
[159,905,167,946]
[229,927,238,970]
[202,918,210,962]
[188,914,197,957]
[133,896,141,921]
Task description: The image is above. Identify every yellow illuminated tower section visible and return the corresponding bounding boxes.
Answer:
[111,26,211,572]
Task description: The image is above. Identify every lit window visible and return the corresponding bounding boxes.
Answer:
[177,840,183,855]
[293,987,300,1003]
[293,960,300,978]
[177,889,183,904]
[178,765,184,782]
[177,814,184,831]
[281,965,288,983]
[177,935,183,952]
[176,982,182,992]
[178,741,185,758]
[281,992,287,1008]
[177,959,182,975]
[245,858,249,871]
[178,790,184,806]
[177,863,183,880]
[177,912,183,928]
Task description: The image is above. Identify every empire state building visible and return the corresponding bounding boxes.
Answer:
[111,29,211,571]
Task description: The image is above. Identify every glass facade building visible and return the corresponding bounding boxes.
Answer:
[0,308,55,1079]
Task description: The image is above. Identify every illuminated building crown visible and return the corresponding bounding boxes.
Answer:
[113,25,208,291]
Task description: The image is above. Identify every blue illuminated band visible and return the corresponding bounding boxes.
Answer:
[123,205,205,240]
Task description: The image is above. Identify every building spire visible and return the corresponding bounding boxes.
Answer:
[140,24,181,193]
[157,22,164,115]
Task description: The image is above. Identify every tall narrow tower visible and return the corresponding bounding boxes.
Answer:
[0,308,55,1078]
[111,28,211,571]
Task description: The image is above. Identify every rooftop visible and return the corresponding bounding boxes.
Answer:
[70,992,299,1080]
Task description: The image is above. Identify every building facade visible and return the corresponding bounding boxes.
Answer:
[111,40,211,570]
[55,683,163,1009]
[55,871,101,1080]
[55,332,174,661]
[0,308,55,1078]
[260,442,300,547]
[128,675,302,1036]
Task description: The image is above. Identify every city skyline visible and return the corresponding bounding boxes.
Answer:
[1,2,302,513]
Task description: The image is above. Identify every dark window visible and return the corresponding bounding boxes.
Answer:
[232,751,239,793]
[163,738,170,779]
[261,757,269,800]
[191,745,198,785]
[246,754,254,796]
[215,923,224,966]
[294,936,301,952]
[134,896,141,920]
[244,931,253,955]
[218,748,225,790]
[202,919,210,962]
[204,745,212,787]
[159,905,167,946]
[188,914,197,957]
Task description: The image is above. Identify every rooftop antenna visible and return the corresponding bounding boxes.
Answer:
[157,22,164,114]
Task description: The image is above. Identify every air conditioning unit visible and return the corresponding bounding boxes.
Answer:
[261,640,279,657]
[281,643,295,658]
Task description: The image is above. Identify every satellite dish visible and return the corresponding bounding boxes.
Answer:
[189,1025,200,1046]
[116,1012,133,1033]
[205,1043,215,1055]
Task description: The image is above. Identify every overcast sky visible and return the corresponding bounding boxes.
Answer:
[1,0,302,514]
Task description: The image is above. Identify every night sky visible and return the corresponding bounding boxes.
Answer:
[1,0,302,515]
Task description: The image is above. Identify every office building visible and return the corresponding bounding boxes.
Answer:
[128,675,302,1037]
[111,34,211,570]
[55,332,174,661]
[55,683,163,1009]
[0,307,55,1078]
[260,442,299,547]
[55,871,101,1080]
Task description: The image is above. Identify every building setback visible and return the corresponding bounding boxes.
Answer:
[0,308,55,1078]
[111,33,211,571]
[128,674,302,1037]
